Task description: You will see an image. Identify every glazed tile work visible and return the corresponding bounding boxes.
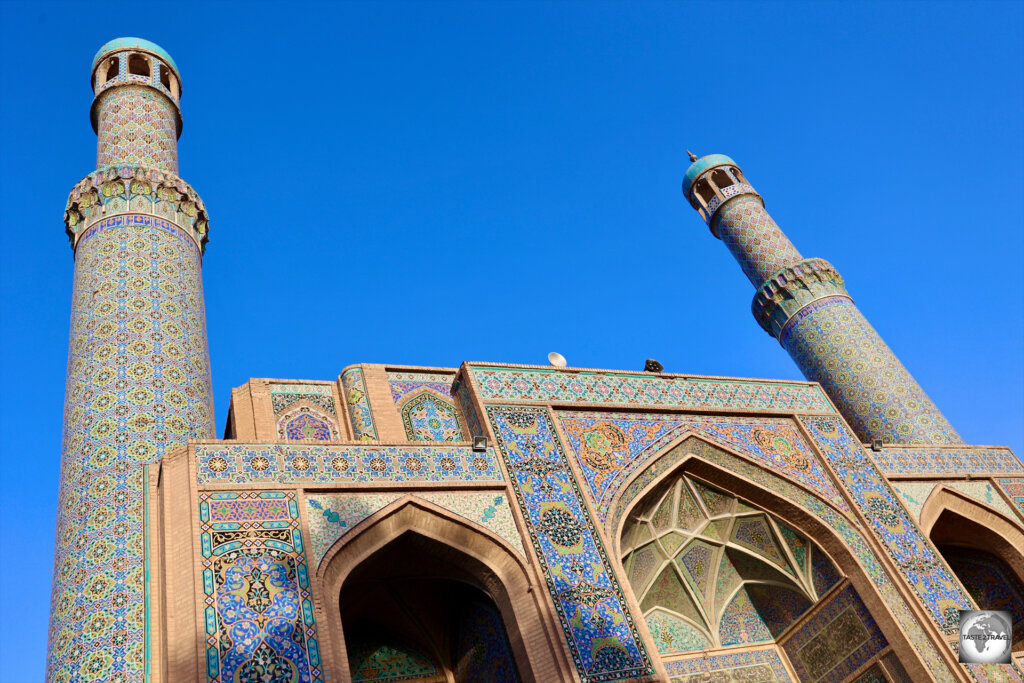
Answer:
[998,479,1024,518]
[346,638,439,682]
[195,443,504,486]
[875,446,1023,478]
[558,412,851,521]
[386,371,467,441]
[620,472,838,654]
[780,585,888,683]
[385,370,455,403]
[272,384,341,442]
[783,298,963,445]
[306,491,524,566]
[96,85,178,173]
[488,406,655,682]
[800,417,972,629]
[468,365,831,412]
[199,491,322,683]
[452,596,522,682]
[610,436,956,681]
[49,209,214,680]
[711,194,803,288]
[341,368,378,440]
[892,480,1020,523]
[662,647,792,682]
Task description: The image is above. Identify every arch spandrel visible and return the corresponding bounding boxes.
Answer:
[315,498,568,683]
[604,433,953,683]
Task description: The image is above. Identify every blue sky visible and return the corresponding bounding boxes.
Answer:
[1,1,1022,678]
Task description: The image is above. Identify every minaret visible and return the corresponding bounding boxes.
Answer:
[682,153,961,445]
[48,38,214,681]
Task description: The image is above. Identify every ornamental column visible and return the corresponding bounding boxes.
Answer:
[48,38,215,682]
[682,153,960,445]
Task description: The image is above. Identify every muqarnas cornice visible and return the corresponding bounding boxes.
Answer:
[752,257,850,338]
[64,165,209,252]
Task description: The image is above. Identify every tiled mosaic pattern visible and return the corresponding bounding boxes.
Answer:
[621,473,836,654]
[341,368,377,440]
[998,479,1024,518]
[347,638,438,682]
[800,417,971,631]
[468,366,831,412]
[195,443,503,486]
[272,384,341,442]
[783,297,962,445]
[452,596,521,682]
[875,447,1023,478]
[96,85,179,173]
[306,491,524,567]
[489,406,654,682]
[199,491,322,683]
[49,212,214,682]
[387,371,467,442]
[892,480,1019,523]
[611,436,956,681]
[663,647,792,682]
[711,194,803,288]
[943,547,1024,639]
[559,412,851,521]
[65,168,209,252]
[781,585,888,683]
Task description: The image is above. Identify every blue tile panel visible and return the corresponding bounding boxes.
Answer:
[783,297,962,445]
[195,443,503,486]
[341,368,378,440]
[199,491,322,683]
[488,406,655,682]
[875,447,1022,477]
[712,194,804,288]
[48,213,215,682]
[467,365,832,412]
[663,647,792,681]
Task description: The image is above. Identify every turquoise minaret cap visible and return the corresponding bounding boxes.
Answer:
[682,153,737,198]
[92,37,179,76]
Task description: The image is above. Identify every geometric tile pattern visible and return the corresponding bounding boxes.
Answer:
[782,297,962,445]
[346,639,437,683]
[873,447,1023,477]
[270,383,337,416]
[781,585,888,683]
[662,647,792,682]
[341,368,377,440]
[278,408,340,442]
[96,85,179,173]
[488,406,655,682]
[198,491,322,683]
[558,412,851,523]
[305,491,525,567]
[48,212,215,682]
[891,480,1020,523]
[386,371,454,403]
[998,479,1024,519]
[610,435,957,682]
[400,392,466,442]
[799,417,971,632]
[712,194,803,288]
[452,596,522,682]
[468,365,832,412]
[194,443,504,486]
[621,473,834,653]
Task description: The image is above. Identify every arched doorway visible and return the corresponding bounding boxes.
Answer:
[922,488,1024,657]
[316,499,567,683]
[614,450,922,682]
[339,532,521,682]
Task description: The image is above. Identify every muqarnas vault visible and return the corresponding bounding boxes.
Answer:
[48,38,1024,683]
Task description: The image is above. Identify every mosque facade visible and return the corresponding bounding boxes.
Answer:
[48,38,1024,683]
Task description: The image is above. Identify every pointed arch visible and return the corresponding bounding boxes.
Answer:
[276,401,340,442]
[398,389,466,441]
[315,497,568,683]
[608,433,939,681]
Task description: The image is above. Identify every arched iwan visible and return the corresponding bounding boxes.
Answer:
[607,433,955,683]
[314,496,570,683]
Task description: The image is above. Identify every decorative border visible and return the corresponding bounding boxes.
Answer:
[873,447,1022,478]
[340,368,377,440]
[663,646,791,681]
[195,444,503,486]
[488,406,654,682]
[198,490,322,683]
[468,365,832,412]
